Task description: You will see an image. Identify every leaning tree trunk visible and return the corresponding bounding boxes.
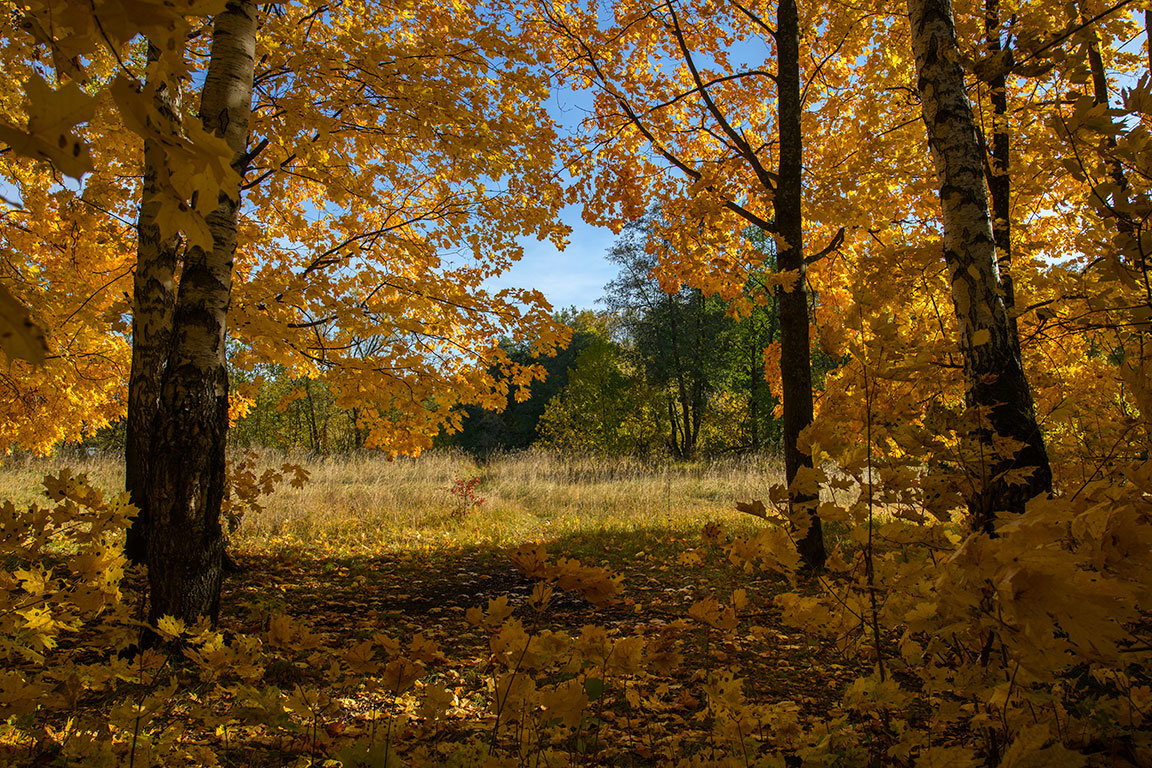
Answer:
[125,44,182,566]
[907,0,1052,533]
[146,0,257,625]
[776,0,825,570]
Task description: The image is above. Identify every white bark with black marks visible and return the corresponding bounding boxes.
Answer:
[908,0,1051,532]
[126,46,183,566]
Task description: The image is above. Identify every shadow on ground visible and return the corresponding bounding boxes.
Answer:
[221,523,861,718]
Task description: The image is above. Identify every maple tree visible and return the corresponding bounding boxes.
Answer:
[534,0,862,569]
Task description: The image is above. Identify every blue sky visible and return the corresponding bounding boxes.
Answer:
[486,207,619,312]
[483,80,623,313]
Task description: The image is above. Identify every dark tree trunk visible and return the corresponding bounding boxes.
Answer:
[667,394,687,459]
[776,0,825,570]
[147,364,231,623]
[146,0,258,625]
[749,333,760,452]
[983,0,1019,355]
[351,406,366,450]
[1147,10,1152,74]
[665,296,696,460]
[303,378,321,452]
[125,45,181,566]
[908,0,1052,533]
[1082,2,1130,223]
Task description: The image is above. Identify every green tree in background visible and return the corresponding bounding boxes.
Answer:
[538,332,665,454]
[230,367,358,452]
[224,226,842,460]
[605,214,760,458]
[444,310,603,456]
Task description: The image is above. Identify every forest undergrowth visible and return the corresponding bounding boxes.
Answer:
[2,450,1150,767]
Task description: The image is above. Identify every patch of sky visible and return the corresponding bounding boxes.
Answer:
[481,77,620,312]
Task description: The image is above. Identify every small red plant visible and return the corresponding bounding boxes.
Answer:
[446,475,485,520]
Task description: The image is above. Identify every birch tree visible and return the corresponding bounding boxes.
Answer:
[907,0,1052,532]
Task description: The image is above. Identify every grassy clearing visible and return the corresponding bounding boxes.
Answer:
[0,448,783,545]
[0,446,788,616]
[229,448,783,556]
[0,451,124,509]
[0,447,788,576]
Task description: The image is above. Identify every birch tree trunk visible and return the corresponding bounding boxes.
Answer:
[146,0,257,624]
[776,0,825,569]
[907,0,1052,532]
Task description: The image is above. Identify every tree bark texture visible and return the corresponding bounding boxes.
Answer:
[1147,10,1152,74]
[146,0,257,625]
[907,0,1052,532]
[776,0,825,569]
[125,45,181,566]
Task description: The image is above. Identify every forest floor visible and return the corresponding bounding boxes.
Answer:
[3,450,874,767]
[218,529,865,765]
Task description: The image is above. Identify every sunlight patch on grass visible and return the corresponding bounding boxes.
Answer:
[234,449,784,555]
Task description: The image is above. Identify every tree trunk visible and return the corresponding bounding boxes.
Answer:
[667,394,686,458]
[146,0,258,625]
[776,0,825,570]
[125,45,181,566]
[1147,10,1152,74]
[1082,2,1130,225]
[351,406,365,450]
[665,297,695,460]
[749,332,760,452]
[303,378,321,452]
[907,0,1052,533]
[983,0,1019,355]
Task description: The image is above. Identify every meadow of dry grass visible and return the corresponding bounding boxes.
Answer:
[0,448,784,554]
[0,451,124,508]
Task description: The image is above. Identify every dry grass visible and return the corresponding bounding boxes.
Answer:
[0,450,124,509]
[238,448,783,553]
[0,448,785,554]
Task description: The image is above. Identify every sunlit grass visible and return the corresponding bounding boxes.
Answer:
[0,451,124,508]
[236,448,784,555]
[0,448,785,556]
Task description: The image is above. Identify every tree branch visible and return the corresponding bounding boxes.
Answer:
[668,2,780,194]
[804,227,845,265]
